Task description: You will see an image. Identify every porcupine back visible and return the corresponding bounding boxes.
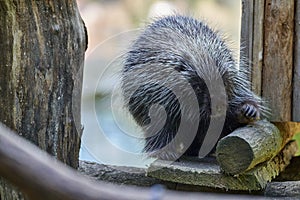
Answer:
[121,15,266,160]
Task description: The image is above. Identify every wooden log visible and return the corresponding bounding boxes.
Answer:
[215,120,283,174]
[147,141,297,191]
[293,0,300,121]
[0,1,87,198]
[262,0,294,121]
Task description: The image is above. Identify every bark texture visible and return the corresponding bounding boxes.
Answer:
[0,1,87,199]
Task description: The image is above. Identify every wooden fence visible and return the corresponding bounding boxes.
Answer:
[241,0,300,122]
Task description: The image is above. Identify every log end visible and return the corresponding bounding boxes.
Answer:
[216,136,253,174]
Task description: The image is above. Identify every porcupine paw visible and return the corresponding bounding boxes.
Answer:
[239,102,260,123]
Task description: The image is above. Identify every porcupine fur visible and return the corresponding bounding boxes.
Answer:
[121,15,268,160]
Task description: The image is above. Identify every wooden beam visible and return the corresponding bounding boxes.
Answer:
[262,0,294,121]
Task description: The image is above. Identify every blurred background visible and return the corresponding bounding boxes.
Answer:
[77,0,242,167]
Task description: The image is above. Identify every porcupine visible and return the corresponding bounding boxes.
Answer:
[121,15,267,160]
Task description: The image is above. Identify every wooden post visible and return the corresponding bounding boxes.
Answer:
[0,1,87,199]
[262,0,294,121]
[293,0,300,122]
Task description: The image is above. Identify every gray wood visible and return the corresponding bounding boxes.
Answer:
[265,181,300,197]
[251,0,264,95]
[262,0,294,121]
[78,161,177,188]
[240,0,253,84]
[293,0,300,121]
[0,1,86,199]
[216,120,283,174]
[147,141,297,191]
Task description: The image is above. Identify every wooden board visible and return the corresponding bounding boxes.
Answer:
[147,141,298,191]
[262,0,295,121]
[240,0,253,71]
[293,0,300,121]
[251,0,264,95]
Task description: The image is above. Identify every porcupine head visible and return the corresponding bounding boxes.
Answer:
[121,15,268,161]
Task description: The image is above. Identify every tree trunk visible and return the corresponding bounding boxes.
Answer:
[0,0,87,199]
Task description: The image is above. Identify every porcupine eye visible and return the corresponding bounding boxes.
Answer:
[240,102,260,122]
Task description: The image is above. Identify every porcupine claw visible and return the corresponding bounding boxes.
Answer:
[240,102,260,122]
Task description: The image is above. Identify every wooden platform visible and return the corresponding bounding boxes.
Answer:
[147,141,298,191]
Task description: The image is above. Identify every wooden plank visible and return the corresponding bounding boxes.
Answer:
[147,141,298,191]
[251,0,265,95]
[265,181,300,197]
[293,0,300,121]
[262,0,294,121]
[216,120,282,175]
[240,0,253,84]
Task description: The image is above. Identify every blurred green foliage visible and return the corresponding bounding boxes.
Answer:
[293,132,300,156]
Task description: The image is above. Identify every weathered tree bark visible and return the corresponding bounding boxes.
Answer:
[0,0,87,199]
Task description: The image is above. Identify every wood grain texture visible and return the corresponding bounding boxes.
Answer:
[263,0,294,121]
[240,0,253,85]
[251,0,265,95]
[0,0,87,199]
[293,0,300,121]
[265,181,300,197]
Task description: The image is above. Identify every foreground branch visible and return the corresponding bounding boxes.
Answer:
[0,123,261,200]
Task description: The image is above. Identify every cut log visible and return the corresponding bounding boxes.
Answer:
[147,141,297,191]
[216,120,284,174]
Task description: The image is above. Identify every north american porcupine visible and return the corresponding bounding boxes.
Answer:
[121,15,268,160]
